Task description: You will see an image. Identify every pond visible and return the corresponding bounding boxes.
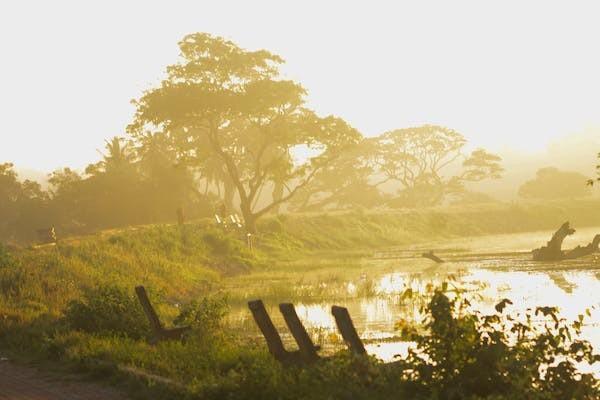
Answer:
[228,226,600,372]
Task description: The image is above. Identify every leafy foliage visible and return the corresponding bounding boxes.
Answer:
[128,33,362,232]
[289,140,383,211]
[65,285,149,339]
[0,137,215,243]
[373,125,503,207]
[396,289,599,400]
[173,294,228,340]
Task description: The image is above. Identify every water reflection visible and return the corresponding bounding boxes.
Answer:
[230,227,600,369]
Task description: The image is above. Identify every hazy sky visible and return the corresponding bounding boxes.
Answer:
[1,1,599,172]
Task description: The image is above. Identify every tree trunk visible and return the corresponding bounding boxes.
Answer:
[532,222,576,261]
[271,181,284,214]
[223,178,235,211]
[240,203,257,234]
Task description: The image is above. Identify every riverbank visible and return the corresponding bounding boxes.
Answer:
[256,198,600,256]
[1,199,599,399]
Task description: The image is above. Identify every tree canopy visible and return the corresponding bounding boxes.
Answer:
[128,33,361,232]
[372,125,503,207]
[0,33,511,241]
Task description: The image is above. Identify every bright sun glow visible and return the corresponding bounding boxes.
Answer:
[1,1,600,171]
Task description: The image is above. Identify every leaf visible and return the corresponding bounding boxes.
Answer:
[494,298,513,313]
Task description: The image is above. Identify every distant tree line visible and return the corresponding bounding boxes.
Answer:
[0,137,212,243]
[1,32,508,242]
[518,167,592,200]
[126,33,504,232]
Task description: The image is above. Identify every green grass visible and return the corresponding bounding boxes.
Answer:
[257,198,600,257]
[1,199,599,399]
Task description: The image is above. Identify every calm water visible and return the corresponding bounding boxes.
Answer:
[230,226,600,371]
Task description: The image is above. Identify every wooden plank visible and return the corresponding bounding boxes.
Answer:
[248,300,289,363]
[135,285,164,337]
[135,285,190,343]
[279,303,319,363]
[331,306,366,355]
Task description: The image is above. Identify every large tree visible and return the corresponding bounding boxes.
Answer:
[289,140,383,212]
[0,163,50,241]
[128,33,360,232]
[372,125,502,207]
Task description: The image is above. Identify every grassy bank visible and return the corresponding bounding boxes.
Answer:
[1,199,599,399]
[258,198,600,256]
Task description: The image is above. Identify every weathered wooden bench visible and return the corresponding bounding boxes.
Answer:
[279,303,321,363]
[331,306,366,355]
[248,300,303,364]
[135,286,191,344]
[250,301,375,365]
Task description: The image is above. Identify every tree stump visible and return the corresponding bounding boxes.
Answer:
[532,222,582,261]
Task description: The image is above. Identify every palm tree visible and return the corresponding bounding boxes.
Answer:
[86,136,135,176]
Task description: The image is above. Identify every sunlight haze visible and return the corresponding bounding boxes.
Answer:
[1,0,599,171]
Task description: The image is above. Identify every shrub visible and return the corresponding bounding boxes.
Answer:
[64,285,149,339]
[396,288,600,400]
[173,294,228,340]
[202,232,239,256]
[0,244,15,267]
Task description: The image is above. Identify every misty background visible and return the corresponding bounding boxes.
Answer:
[2,1,599,201]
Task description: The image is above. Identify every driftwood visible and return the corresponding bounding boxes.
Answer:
[532,222,599,261]
[422,251,444,263]
[135,286,190,344]
[564,234,600,260]
[532,222,575,261]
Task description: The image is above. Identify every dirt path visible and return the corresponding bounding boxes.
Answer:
[0,361,129,400]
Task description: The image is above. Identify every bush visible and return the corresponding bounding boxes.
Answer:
[203,232,239,256]
[0,244,15,267]
[396,288,600,400]
[173,294,228,340]
[64,285,149,339]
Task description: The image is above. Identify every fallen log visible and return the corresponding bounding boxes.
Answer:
[563,234,600,260]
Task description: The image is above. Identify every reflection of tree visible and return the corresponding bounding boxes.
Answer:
[546,272,576,294]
